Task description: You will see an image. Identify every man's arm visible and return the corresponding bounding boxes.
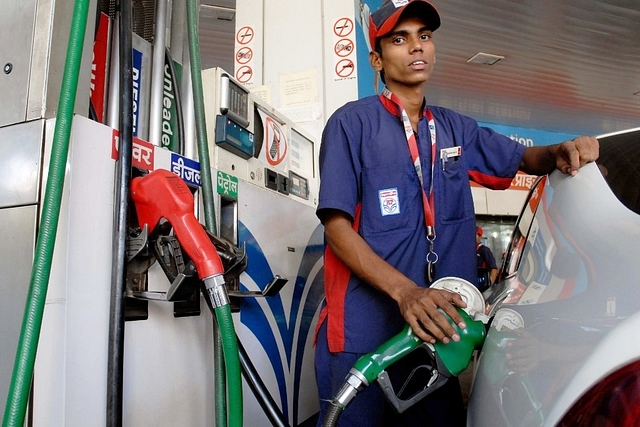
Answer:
[483,246,499,284]
[489,268,498,285]
[322,209,467,344]
[520,136,599,176]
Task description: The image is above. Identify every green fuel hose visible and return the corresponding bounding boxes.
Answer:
[185,0,215,233]
[213,305,242,427]
[2,0,91,425]
[185,0,242,425]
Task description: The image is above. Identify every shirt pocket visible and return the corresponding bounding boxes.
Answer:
[360,163,422,236]
[436,157,474,223]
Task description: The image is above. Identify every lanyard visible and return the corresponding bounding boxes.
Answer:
[381,89,439,279]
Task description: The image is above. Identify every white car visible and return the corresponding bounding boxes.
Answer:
[468,128,640,426]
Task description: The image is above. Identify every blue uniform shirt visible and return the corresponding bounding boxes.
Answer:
[317,94,526,353]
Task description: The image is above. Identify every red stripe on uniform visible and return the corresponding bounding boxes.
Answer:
[314,204,362,352]
[469,170,515,190]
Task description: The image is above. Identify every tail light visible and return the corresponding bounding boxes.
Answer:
[558,359,640,426]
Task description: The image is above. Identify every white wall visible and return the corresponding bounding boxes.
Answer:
[235,0,359,142]
[472,186,529,216]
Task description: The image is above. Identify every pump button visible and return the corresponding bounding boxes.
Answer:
[265,168,278,190]
[277,173,289,195]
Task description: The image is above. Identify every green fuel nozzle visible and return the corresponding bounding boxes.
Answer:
[433,308,486,376]
[354,308,485,382]
[323,307,487,426]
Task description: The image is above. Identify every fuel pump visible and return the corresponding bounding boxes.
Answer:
[129,168,243,426]
[1,0,322,424]
[322,277,489,427]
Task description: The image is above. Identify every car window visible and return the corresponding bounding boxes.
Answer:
[500,176,546,279]
[596,128,640,215]
[493,130,640,308]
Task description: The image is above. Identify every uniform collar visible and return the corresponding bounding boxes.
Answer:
[378,91,429,119]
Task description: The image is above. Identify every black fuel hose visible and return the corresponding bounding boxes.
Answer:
[106,0,134,425]
[238,340,290,427]
[200,290,289,427]
[322,403,344,427]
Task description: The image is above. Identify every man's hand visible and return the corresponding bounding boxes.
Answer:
[555,136,600,176]
[395,286,467,344]
[520,135,599,176]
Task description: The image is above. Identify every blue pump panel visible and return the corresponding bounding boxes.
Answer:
[215,114,254,159]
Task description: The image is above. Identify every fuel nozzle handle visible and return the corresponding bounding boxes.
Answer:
[433,307,486,376]
[328,325,424,411]
[130,169,224,281]
[324,308,486,426]
[354,307,484,382]
[353,321,423,384]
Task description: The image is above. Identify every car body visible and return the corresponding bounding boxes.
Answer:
[467,128,640,426]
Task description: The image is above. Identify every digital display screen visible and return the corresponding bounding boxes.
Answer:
[228,80,248,120]
[289,128,315,177]
[289,171,309,200]
[220,75,250,127]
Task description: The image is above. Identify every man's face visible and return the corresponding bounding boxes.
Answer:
[371,16,436,88]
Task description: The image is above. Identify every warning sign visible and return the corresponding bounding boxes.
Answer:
[236,47,253,64]
[236,66,253,84]
[333,18,354,37]
[264,116,288,167]
[335,59,355,78]
[236,26,254,45]
[335,38,354,57]
[331,16,356,80]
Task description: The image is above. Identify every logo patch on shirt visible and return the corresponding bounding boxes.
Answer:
[379,188,400,216]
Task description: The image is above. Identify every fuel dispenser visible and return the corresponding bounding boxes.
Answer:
[0,0,323,423]
[199,68,323,426]
[117,65,323,425]
[201,67,318,210]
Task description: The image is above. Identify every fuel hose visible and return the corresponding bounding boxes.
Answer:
[2,0,91,425]
[185,0,242,425]
[106,0,135,424]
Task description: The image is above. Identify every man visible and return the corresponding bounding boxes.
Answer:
[314,1,599,425]
[476,226,499,290]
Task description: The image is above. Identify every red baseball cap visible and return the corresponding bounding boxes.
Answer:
[476,226,483,236]
[368,0,441,52]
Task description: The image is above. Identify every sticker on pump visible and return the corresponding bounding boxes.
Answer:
[257,109,288,170]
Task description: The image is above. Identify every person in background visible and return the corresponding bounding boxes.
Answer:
[314,1,600,425]
[476,226,499,290]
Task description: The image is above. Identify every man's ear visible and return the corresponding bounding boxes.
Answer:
[369,51,383,72]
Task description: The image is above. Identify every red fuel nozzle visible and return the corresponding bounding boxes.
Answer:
[130,169,224,280]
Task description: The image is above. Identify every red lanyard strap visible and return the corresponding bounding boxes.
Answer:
[381,89,436,236]
[381,89,439,280]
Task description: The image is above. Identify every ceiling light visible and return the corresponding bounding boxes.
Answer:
[200,4,235,21]
[467,52,505,66]
[216,9,235,21]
